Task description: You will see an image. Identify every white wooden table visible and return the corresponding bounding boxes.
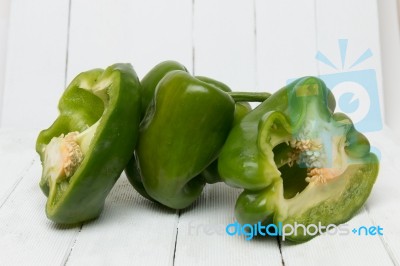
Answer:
[1,0,400,265]
[0,129,399,266]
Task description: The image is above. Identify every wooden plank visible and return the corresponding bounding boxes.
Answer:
[0,0,11,121]
[362,129,400,265]
[0,129,38,206]
[0,155,80,266]
[0,0,69,130]
[255,0,318,93]
[193,0,256,91]
[67,0,192,82]
[174,183,283,266]
[376,0,400,135]
[281,209,393,266]
[65,175,178,265]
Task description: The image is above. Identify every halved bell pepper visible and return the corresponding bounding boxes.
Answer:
[218,76,379,242]
[36,63,141,224]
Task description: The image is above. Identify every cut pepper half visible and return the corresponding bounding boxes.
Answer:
[36,63,141,224]
[219,76,379,242]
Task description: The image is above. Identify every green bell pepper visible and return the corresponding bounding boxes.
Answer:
[218,76,379,242]
[131,70,235,209]
[36,63,141,224]
[126,60,189,202]
[125,61,268,209]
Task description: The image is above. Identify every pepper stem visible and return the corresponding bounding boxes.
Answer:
[227,92,271,102]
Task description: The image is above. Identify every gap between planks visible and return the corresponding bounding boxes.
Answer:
[63,0,72,89]
[364,205,399,265]
[0,158,36,209]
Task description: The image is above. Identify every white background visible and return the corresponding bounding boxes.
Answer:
[0,0,399,133]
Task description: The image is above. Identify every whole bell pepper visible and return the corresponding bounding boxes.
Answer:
[125,61,189,202]
[36,63,141,224]
[218,76,379,242]
[133,70,235,209]
[125,61,268,209]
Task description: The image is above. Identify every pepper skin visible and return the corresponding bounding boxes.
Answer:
[218,76,379,242]
[195,76,252,128]
[139,60,187,118]
[36,63,141,224]
[133,70,235,209]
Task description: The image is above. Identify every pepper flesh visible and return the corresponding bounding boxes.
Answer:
[36,63,141,224]
[218,76,379,242]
